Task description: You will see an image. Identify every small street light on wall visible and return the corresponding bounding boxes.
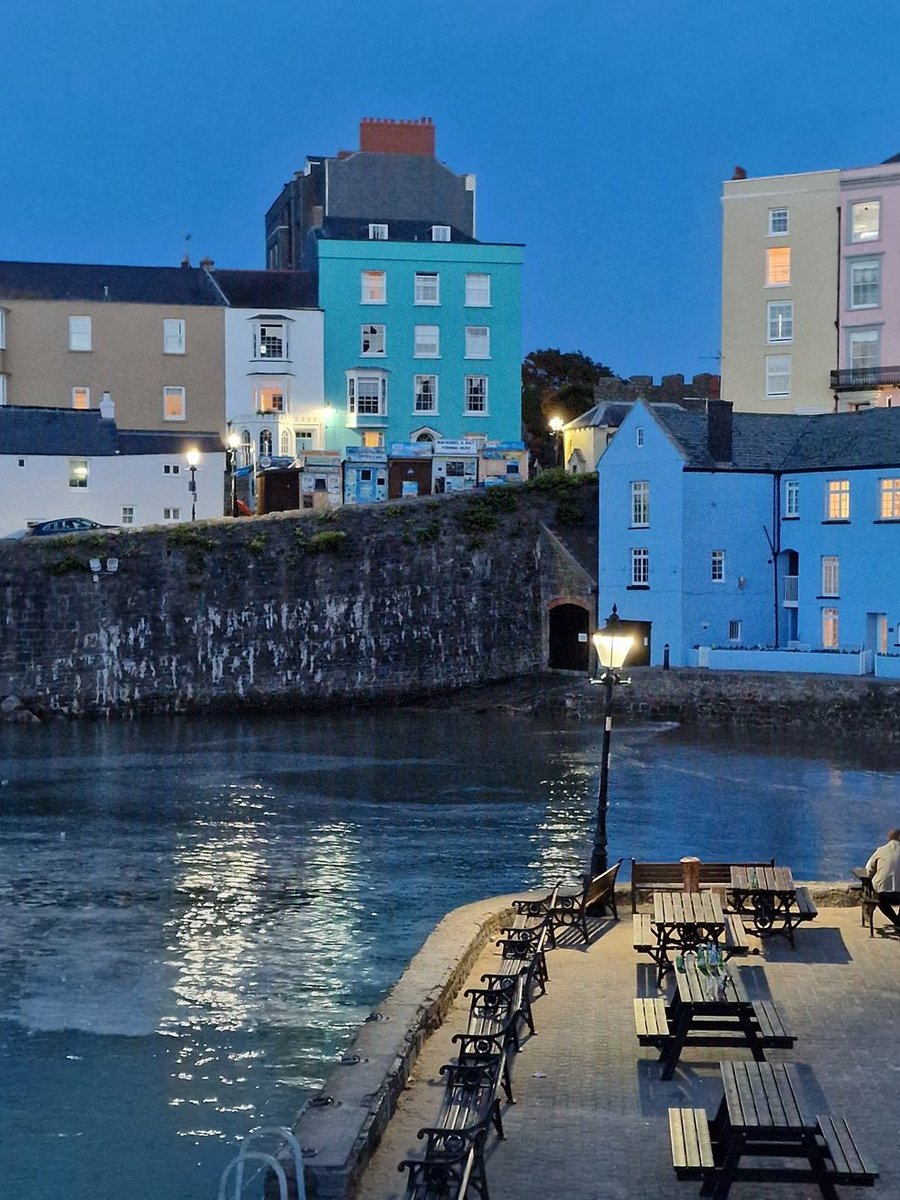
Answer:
[548,415,565,468]
[589,605,634,876]
[186,448,201,522]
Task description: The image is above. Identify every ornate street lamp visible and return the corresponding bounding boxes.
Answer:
[186,448,201,522]
[548,415,564,467]
[226,431,241,517]
[589,605,634,876]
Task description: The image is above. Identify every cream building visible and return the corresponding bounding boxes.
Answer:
[721,169,840,414]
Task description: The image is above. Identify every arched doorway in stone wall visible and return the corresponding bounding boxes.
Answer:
[548,598,590,670]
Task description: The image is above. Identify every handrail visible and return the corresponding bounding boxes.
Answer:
[218,1125,306,1200]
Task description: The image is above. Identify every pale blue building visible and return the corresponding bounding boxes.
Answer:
[315,234,522,456]
[598,399,900,673]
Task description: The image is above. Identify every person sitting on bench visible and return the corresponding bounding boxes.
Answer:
[865,829,900,928]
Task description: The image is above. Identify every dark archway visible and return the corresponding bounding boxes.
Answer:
[549,602,590,670]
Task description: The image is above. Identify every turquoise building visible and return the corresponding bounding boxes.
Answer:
[315,236,523,454]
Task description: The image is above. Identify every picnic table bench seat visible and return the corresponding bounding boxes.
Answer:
[630,858,775,913]
[634,996,669,1045]
[750,999,794,1048]
[817,1115,879,1187]
[668,1107,715,1181]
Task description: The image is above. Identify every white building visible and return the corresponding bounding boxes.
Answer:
[0,402,224,537]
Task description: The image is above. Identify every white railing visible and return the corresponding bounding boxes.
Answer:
[218,1126,306,1200]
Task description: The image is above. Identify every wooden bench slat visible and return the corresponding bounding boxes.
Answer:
[668,1107,714,1174]
[634,997,669,1042]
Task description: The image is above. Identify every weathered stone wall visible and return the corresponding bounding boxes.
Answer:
[0,491,580,719]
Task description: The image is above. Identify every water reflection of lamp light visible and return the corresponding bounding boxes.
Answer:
[589,605,634,876]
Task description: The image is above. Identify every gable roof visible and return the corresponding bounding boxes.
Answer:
[0,261,226,305]
[649,404,900,471]
[0,407,223,457]
[566,399,684,431]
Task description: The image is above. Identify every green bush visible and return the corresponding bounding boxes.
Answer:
[308,530,347,554]
[554,496,586,524]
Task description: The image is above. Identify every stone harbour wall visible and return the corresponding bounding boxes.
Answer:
[0,492,571,720]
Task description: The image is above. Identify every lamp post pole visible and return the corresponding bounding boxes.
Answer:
[186,448,201,522]
[589,605,633,877]
[226,432,241,517]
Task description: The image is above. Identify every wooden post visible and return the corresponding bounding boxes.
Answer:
[681,856,700,893]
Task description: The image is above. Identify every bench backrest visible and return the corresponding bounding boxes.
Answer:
[630,857,776,911]
[584,859,622,910]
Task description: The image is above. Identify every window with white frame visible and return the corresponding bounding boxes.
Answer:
[464,375,488,414]
[765,355,791,397]
[465,325,490,358]
[768,208,789,235]
[785,479,799,517]
[240,429,252,465]
[280,429,292,456]
[822,555,840,596]
[849,259,880,309]
[414,325,440,357]
[163,386,186,421]
[636,426,644,447]
[822,607,839,648]
[728,619,742,642]
[163,318,186,354]
[851,201,880,243]
[414,273,440,305]
[253,322,287,359]
[0,375,6,406]
[880,478,900,519]
[295,429,315,454]
[465,273,491,306]
[71,386,90,410]
[361,270,387,303]
[368,223,388,240]
[256,387,284,413]
[361,324,385,356]
[767,301,793,342]
[414,374,438,413]
[68,315,92,351]
[711,549,726,582]
[68,458,89,488]
[631,547,649,586]
[347,372,387,416]
[259,428,273,457]
[431,225,451,242]
[849,328,880,370]
[765,247,790,286]
[0,308,6,349]
[631,480,649,526]
[826,479,850,520]
[121,506,134,525]
[163,463,181,475]
[163,507,181,521]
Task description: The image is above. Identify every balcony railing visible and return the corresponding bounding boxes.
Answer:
[830,365,900,391]
[783,575,798,606]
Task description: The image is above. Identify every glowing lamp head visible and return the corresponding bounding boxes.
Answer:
[592,605,633,671]
[226,431,241,450]
[548,415,564,433]
[186,448,201,468]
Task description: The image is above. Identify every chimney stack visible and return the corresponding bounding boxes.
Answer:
[99,391,115,421]
[199,257,214,271]
[707,400,733,462]
[359,117,435,156]
[732,165,747,180]
[181,254,191,268]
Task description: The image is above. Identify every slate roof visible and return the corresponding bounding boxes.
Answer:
[566,400,684,431]
[0,408,223,457]
[0,261,226,305]
[651,405,900,471]
[213,269,318,309]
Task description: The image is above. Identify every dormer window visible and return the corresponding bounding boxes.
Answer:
[253,321,288,360]
[431,225,451,242]
[368,223,389,240]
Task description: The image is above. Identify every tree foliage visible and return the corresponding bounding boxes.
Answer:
[521,348,618,445]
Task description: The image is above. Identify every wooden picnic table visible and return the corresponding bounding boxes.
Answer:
[637,957,793,1080]
[728,866,816,947]
[651,890,726,973]
[669,1061,878,1198]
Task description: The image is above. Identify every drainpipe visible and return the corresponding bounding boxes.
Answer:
[834,205,841,412]
[772,472,781,646]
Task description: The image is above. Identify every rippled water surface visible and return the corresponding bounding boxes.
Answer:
[0,710,897,1199]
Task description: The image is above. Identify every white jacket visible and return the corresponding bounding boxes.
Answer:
[866,839,900,892]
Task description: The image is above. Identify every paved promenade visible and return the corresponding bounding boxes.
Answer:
[357,906,897,1200]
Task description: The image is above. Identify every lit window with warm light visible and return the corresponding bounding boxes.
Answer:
[163,386,186,421]
[361,270,387,303]
[68,458,89,488]
[766,247,791,286]
[851,201,880,243]
[880,478,900,519]
[71,386,90,410]
[822,607,839,648]
[826,479,850,521]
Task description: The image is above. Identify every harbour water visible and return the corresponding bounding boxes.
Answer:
[0,709,897,1200]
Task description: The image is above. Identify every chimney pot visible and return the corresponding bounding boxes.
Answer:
[200,256,214,271]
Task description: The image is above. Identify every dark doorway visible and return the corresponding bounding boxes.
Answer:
[549,603,590,670]
[619,619,651,666]
[388,459,432,499]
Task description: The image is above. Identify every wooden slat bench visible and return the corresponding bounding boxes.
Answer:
[668,1107,715,1181]
[630,858,775,913]
[750,1000,794,1049]
[817,1114,879,1187]
[547,859,622,943]
[634,997,669,1045]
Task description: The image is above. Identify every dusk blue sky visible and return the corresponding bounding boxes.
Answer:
[2,2,898,381]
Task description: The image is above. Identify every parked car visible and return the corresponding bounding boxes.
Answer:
[27,517,118,536]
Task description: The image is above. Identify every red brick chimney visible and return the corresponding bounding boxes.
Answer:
[359,117,435,156]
